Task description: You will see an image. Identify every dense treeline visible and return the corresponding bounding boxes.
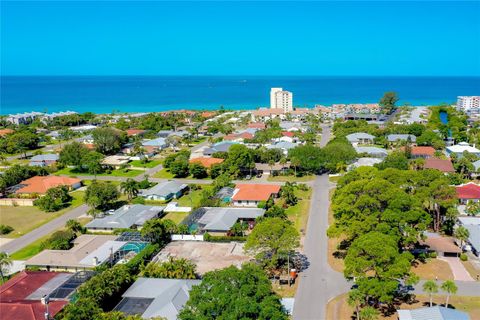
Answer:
[328,166,458,313]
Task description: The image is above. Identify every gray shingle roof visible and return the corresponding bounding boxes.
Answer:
[354,146,388,157]
[86,205,164,229]
[266,141,298,150]
[397,306,470,320]
[346,132,375,142]
[387,134,417,142]
[116,278,201,320]
[142,181,187,197]
[30,154,59,162]
[143,137,167,147]
[197,207,264,231]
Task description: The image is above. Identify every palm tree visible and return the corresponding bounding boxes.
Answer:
[359,306,379,320]
[454,226,470,249]
[441,280,458,307]
[291,157,300,176]
[120,178,139,202]
[0,252,12,283]
[423,280,439,307]
[347,289,364,320]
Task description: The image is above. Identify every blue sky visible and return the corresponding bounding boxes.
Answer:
[1,1,479,76]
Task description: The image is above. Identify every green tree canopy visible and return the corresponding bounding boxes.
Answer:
[179,264,287,320]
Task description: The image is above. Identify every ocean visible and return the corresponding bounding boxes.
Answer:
[1,76,479,115]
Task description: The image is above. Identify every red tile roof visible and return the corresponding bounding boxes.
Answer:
[125,129,146,136]
[189,157,224,168]
[232,184,281,201]
[282,131,295,137]
[201,111,216,118]
[224,132,254,141]
[456,182,480,200]
[0,271,68,320]
[424,158,455,173]
[16,176,81,195]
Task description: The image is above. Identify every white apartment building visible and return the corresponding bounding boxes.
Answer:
[270,87,293,112]
[457,96,480,114]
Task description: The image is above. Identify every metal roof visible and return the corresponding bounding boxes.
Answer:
[197,207,264,231]
[30,154,59,162]
[397,306,470,320]
[86,205,164,229]
[115,278,201,320]
[142,137,167,147]
[346,132,375,142]
[142,181,187,197]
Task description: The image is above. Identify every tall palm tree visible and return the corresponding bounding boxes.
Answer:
[454,226,470,249]
[423,280,438,307]
[120,178,139,202]
[0,252,12,283]
[441,280,458,307]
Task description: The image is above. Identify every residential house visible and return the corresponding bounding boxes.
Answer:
[424,158,455,173]
[188,207,265,235]
[203,141,237,156]
[346,132,375,145]
[125,129,146,137]
[114,278,200,320]
[458,216,480,256]
[397,306,470,320]
[29,154,59,167]
[102,155,131,168]
[279,121,305,132]
[142,137,168,150]
[408,146,436,159]
[231,184,281,207]
[456,182,480,204]
[255,162,290,175]
[14,176,81,196]
[214,187,235,202]
[26,235,123,272]
[348,157,383,170]
[248,122,266,129]
[0,271,77,320]
[266,141,299,155]
[472,160,480,177]
[446,142,480,158]
[354,146,388,158]
[189,157,224,168]
[252,108,285,121]
[85,205,165,233]
[141,181,188,201]
[223,131,254,142]
[386,134,416,145]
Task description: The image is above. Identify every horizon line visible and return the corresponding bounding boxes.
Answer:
[2,74,480,77]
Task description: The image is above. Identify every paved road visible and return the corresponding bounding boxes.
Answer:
[0,204,89,254]
[293,125,352,319]
[415,280,480,297]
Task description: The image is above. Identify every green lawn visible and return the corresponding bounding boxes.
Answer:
[267,174,315,182]
[9,233,51,260]
[284,188,313,233]
[55,167,143,177]
[153,168,175,179]
[0,190,85,238]
[163,212,190,224]
[129,159,162,168]
[176,185,213,208]
[328,175,342,183]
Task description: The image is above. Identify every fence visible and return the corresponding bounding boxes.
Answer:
[0,198,35,206]
[171,234,204,241]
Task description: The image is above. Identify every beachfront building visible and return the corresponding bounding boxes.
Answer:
[270,88,293,112]
[6,112,44,125]
[457,96,480,114]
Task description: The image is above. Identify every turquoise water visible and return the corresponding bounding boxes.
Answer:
[2,76,479,114]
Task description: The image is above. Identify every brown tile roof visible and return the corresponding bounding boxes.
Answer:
[253,109,284,117]
[410,146,436,156]
[424,158,455,173]
[189,157,224,168]
[421,235,462,253]
[247,123,266,129]
[232,184,281,201]
[16,176,81,194]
